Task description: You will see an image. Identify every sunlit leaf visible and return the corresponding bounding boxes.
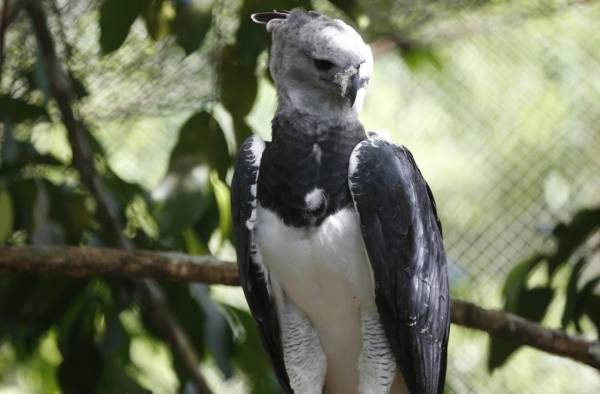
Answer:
[0,187,14,244]
[401,45,444,71]
[210,171,231,242]
[143,0,173,41]
[182,227,209,255]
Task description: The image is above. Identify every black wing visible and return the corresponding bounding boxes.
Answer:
[231,136,292,393]
[348,137,450,394]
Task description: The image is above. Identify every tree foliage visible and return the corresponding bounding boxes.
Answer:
[489,208,600,371]
[0,0,598,393]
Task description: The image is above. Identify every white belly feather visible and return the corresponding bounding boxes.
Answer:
[255,205,377,393]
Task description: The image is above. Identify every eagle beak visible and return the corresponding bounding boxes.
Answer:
[337,64,366,108]
[346,72,361,107]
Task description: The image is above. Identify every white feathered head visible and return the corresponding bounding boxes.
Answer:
[252,9,373,114]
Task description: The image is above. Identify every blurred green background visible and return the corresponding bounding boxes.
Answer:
[0,0,599,393]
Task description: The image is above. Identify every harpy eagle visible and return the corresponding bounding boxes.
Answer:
[231,9,450,394]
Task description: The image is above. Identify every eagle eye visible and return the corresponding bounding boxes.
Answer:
[313,58,335,71]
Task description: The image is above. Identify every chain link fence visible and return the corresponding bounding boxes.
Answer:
[3,0,600,392]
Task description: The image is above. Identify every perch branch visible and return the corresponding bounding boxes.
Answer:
[0,246,239,285]
[451,299,600,370]
[25,2,212,392]
[1,245,599,371]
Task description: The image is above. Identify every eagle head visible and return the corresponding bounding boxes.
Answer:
[251,9,373,115]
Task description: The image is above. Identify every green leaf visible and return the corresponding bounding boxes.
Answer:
[0,95,48,124]
[572,276,600,333]
[561,256,587,329]
[68,70,89,100]
[192,195,219,245]
[143,0,173,41]
[152,111,229,236]
[169,111,230,179]
[401,46,444,71]
[548,208,600,276]
[140,282,209,388]
[153,186,211,237]
[104,168,150,210]
[328,0,360,19]
[225,306,282,394]
[172,0,213,54]
[5,179,93,245]
[219,0,309,145]
[0,276,88,357]
[232,118,254,149]
[210,171,231,242]
[100,308,131,364]
[501,254,544,312]
[488,286,554,371]
[153,283,206,355]
[182,227,209,255]
[100,363,152,394]
[7,179,38,236]
[189,285,233,378]
[0,132,62,172]
[583,293,600,336]
[219,45,258,121]
[0,187,14,244]
[57,304,103,394]
[47,185,93,245]
[517,287,555,322]
[99,0,151,54]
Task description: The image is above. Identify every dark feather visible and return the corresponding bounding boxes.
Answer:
[349,136,450,394]
[231,136,293,393]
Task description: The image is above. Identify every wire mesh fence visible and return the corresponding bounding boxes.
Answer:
[3,0,600,393]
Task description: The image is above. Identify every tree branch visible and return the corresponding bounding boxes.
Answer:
[0,246,239,285]
[24,2,212,392]
[1,245,599,371]
[452,299,600,370]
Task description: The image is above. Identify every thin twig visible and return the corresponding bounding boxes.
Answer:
[1,245,599,371]
[24,2,212,392]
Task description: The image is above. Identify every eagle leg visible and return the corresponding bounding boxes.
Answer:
[280,299,327,394]
[358,311,397,394]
